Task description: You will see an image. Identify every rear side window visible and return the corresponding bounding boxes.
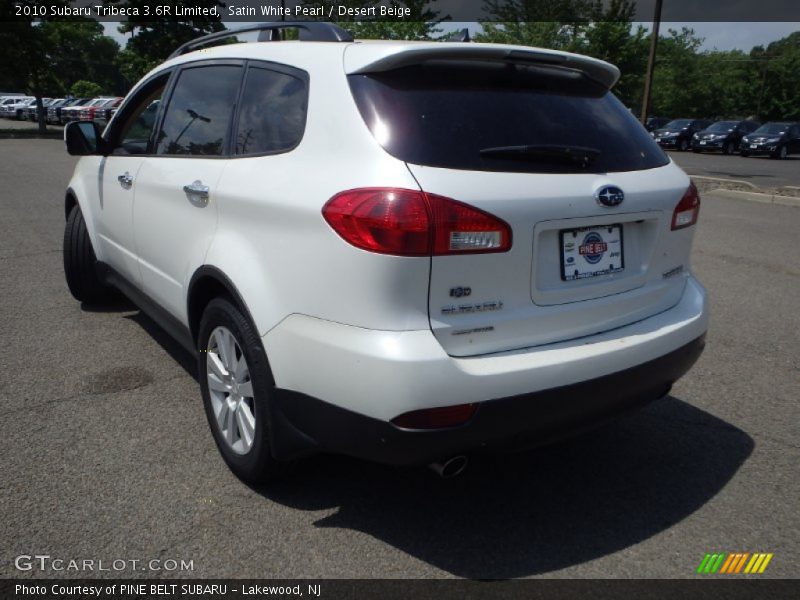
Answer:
[235,65,308,155]
[349,61,668,174]
[156,65,243,156]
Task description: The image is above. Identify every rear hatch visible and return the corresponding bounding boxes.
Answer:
[346,44,695,357]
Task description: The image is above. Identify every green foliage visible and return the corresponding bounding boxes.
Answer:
[107,0,226,83]
[477,0,799,121]
[300,1,445,40]
[40,21,121,95]
[751,32,800,121]
[70,80,104,98]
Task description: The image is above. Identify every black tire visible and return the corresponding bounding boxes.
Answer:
[692,148,701,153]
[63,204,114,304]
[678,138,689,152]
[198,298,287,484]
[723,142,733,155]
[740,151,749,158]
[773,145,788,160]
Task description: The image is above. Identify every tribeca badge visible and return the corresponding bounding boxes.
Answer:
[696,552,774,574]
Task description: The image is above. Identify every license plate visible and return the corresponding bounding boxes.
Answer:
[700,141,707,145]
[751,144,758,149]
[560,225,624,281]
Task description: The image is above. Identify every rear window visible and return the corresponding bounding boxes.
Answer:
[348,61,668,174]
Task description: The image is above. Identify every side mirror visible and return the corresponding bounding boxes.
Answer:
[64,121,106,156]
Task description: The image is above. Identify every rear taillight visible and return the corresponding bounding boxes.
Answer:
[671,183,701,230]
[391,403,477,430]
[322,188,512,256]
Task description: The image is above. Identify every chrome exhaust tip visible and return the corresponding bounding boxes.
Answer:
[429,455,468,478]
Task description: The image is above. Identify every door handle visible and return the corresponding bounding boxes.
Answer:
[117,172,133,187]
[183,180,209,199]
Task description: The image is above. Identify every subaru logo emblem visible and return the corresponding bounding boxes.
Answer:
[595,186,624,207]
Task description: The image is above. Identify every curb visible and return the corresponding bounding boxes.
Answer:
[0,130,63,140]
[690,176,800,208]
[699,187,800,208]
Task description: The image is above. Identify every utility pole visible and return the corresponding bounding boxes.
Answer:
[640,0,663,125]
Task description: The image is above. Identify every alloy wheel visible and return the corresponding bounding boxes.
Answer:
[206,326,256,455]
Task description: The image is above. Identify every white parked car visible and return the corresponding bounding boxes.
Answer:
[1,96,35,119]
[63,23,708,482]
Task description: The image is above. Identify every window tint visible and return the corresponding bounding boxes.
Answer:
[114,76,168,156]
[235,66,307,155]
[157,65,242,156]
[349,62,667,174]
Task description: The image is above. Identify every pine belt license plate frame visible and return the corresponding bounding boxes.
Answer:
[559,224,625,281]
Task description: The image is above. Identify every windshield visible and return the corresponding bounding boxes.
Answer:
[755,123,789,135]
[707,121,738,132]
[348,61,667,174]
[664,119,692,129]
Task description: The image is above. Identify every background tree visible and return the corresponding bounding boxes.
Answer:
[750,32,800,121]
[0,0,70,131]
[648,27,704,117]
[40,21,121,95]
[71,80,105,98]
[477,0,594,50]
[300,1,445,40]
[107,0,226,84]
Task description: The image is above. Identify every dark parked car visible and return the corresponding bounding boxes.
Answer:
[23,98,53,121]
[645,117,671,132]
[23,98,58,121]
[741,122,800,159]
[91,97,122,126]
[62,98,105,124]
[691,120,761,154]
[77,97,117,123]
[47,98,85,124]
[44,98,68,123]
[653,119,713,151]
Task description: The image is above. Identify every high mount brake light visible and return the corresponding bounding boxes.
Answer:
[672,182,701,230]
[322,188,512,256]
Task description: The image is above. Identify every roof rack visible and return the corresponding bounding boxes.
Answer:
[168,22,354,60]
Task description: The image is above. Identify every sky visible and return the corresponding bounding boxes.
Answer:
[102,21,800,52]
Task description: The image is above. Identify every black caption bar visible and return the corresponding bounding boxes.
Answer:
[3,0,800,22]
[2,580,799,600]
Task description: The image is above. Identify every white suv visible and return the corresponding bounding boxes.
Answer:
[63,23,708,481]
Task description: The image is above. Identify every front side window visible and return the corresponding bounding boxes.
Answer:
[235,65,308,155]
[112,74,168,155]
[156,65,243,156]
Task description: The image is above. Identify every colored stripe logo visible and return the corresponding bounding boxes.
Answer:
[697,552,773,574]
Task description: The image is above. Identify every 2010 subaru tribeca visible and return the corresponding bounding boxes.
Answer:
[62,23,708,482]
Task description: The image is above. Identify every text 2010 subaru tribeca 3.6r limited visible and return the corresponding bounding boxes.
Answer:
[62,24,707,482]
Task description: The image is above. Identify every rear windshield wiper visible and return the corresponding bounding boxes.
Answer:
[479,144,600,166]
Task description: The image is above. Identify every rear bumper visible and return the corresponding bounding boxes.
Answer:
[264,276,708,464]
[269,334,705,465]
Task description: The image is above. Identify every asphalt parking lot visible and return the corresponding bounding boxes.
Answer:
[668,150,800,190]
[1,139,798,579]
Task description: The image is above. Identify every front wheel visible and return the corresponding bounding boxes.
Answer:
[740,150,750,158]
[773,145,788,160]
[198,298,287,484]
[723,142,734,155]
[678,138,689,151]
[63,204,115,304]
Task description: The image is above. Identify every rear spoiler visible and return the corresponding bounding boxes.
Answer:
[344,43,620,89]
